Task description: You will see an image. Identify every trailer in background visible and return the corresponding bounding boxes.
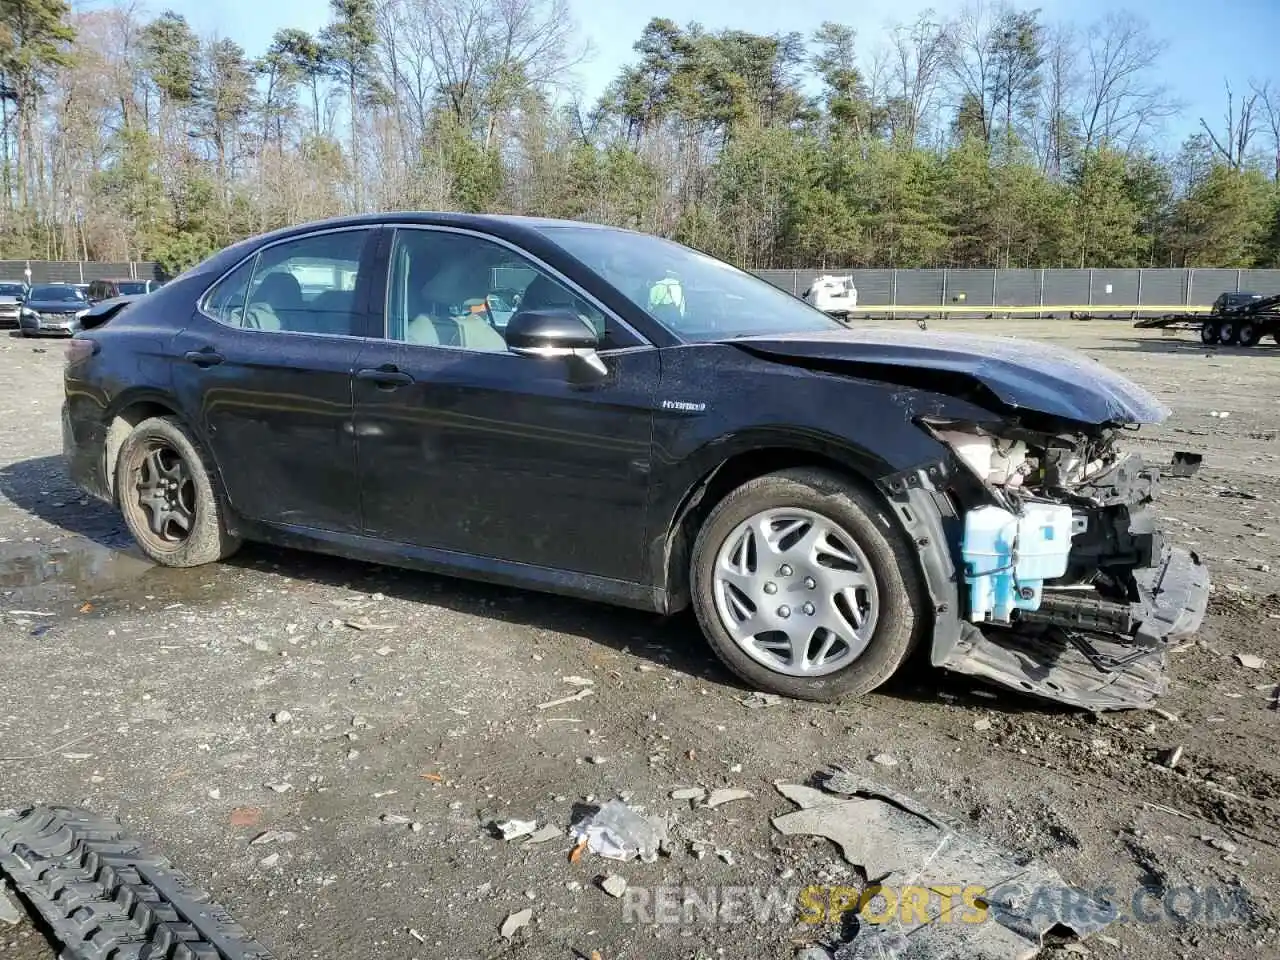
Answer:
[1134,291,1280,346]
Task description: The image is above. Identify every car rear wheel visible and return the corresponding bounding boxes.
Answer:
[1200,322,1220,344]
[116,416,241,567]
[1237,322,1260,347]
[690,468,924,702]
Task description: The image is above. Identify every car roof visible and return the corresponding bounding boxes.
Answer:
[248,212,632,247]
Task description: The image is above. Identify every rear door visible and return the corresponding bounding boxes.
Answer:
[170,226,379,533]
[350,225,659,582]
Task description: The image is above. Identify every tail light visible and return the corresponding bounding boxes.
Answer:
[64,338,98,369]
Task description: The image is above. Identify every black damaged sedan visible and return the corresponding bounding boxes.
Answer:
[62,214,1210,709]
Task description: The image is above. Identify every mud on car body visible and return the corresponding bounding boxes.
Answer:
[60,213,1209,711]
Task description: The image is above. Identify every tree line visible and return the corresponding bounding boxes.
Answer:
[2,0,1279,274]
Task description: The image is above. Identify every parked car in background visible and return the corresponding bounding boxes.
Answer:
[803,275,858,318]
[87,278,161,302]
[0,281,27,328]
[19,283,89,336]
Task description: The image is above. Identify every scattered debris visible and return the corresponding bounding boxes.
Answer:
[1151,707,1179,722]
[258,852,280,868]
[973,717,993,732]
[264,782,292,794]
[1159,745,1184,769]
[380,814,412,825]
[702,788,753,809]
[868,753,898,767]
[499,907,532,940]
[409,928,426,944]
[562,676,595,687]
[795,948,834,960]
[250,829,299,848]
[570,799,668,863]
[772,767,1115,959]
[740,691,784,708]
[598,874,628,898]
[716,849,735,865]
[569,839,587,863]
[670,787,706,802]
[231,807,263,828]
[536,689,593,710]
[1223,853,1249,867]
[1202,835,1238,854]
[523,824,562,845]
[0,886,20,926]
[495,819,538,841]
[1235,653,1266,670]
[271,710,292,725]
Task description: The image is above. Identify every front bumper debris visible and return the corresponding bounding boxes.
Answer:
[884,458,1210,712]
[937,547,1209,711]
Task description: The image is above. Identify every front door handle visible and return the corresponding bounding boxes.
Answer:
[356,365,414,388]
[184,348,223,367]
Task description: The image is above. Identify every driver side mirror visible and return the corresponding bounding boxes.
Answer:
[505,309,606,378]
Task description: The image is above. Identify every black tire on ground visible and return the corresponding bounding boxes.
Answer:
[1218,320,1241,345]
[1237,322,1260,347]
[115,415,241,567]
[1200,322,1220,344]
[689,467,926,702]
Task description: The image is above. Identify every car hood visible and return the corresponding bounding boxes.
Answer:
[25,300,87,313]
[730,327,1168,425]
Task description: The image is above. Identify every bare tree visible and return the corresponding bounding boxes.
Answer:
[1079,11,1177,151]
[945,0,997,141]
[1200,80,1259,170]
[886,12,950,147]
[1251,78,1280,181]
[1036,21,1075,175]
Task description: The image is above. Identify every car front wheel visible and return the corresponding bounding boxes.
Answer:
[116,415,241,567]
[690,468,924,702]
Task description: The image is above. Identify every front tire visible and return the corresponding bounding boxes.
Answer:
[115,416,241,567]
[690,468,925,702]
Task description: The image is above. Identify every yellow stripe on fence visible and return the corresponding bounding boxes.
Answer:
[850,304,1212,315]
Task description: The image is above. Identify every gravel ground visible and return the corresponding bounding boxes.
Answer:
[0,319,1277,960]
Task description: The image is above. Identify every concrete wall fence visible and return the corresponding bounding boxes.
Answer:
[753,267,1280,312]
[6,261,1280,313]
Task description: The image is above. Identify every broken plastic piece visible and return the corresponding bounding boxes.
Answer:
[774,768,1114,960]
[570,800,668,863]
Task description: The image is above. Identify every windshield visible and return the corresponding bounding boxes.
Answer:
[115,281,148,295]
[0,283,24,297]
[541,226,841,341]
[30,284,85,302]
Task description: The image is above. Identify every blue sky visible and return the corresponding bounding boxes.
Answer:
[82,0,1280,149]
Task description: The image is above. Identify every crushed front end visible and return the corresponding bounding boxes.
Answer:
[883,420,1210,711]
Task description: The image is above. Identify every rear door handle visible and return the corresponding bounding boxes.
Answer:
[183,348,223,367]
[356,366,414,387]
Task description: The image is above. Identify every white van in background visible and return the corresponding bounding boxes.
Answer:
[803,275,858,317]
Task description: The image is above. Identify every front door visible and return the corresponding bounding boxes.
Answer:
[170,226,378,533]
[352,226,658,582]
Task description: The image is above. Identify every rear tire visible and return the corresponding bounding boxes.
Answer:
[115,416,241,567]
[1200,322,1220,344]
[1237,322,1259,347]
[689,468,925,702]
[1219,320,1241,345]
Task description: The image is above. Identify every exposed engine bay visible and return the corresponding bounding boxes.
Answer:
[912,418,1211,710]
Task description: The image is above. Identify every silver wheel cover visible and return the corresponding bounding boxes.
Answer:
[711,507,880,677]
